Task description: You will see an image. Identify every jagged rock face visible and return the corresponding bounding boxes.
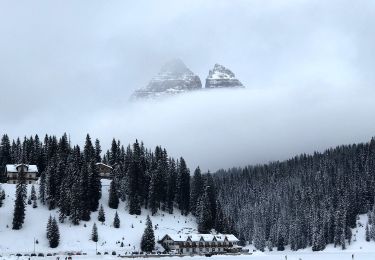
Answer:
[205,64,244,89]
[133,59,202,99]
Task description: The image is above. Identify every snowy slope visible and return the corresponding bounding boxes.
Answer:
[0,180,197,255]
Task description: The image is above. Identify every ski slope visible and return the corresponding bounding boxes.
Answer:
[0,180,197,256]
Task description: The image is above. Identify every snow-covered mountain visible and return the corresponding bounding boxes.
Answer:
[205,64,243,89]
[131,60,245,99]
[132,59,202,99]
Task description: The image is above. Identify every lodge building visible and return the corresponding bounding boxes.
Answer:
[95,162,113,179]
[158,234,241,254]
[6,164,39,184]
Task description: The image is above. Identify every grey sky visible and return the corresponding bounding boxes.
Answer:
[0,0,375,171]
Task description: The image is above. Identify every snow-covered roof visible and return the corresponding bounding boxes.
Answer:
[161,234,239,243]
[6,164,38,173]
[223,234,239,242]
[95,162,113,169]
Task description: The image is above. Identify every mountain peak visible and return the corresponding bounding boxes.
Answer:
[205,64,243,89]
[132,59,202,99]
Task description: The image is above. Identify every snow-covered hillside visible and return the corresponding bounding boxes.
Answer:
[0,180,197,255]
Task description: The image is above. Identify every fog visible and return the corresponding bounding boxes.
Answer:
[0,0,375,171]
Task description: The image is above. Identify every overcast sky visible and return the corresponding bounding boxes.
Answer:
[1,0,375,171]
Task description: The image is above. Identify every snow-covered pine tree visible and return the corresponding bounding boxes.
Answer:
[88,160,101,212]
[197,187,213,233]
[38,170,46,205]
[32,198,38,208]
[0,187,5,207]
[113,211,120,228]
[45,162,58,210]
[108,180,119,209]
[140,215,155,253]
[366,223,371,241]
[190,167,204,216]
[47,216,60,248]
[79,163,91,221]
[148,171,158,216]
[94,139,102,163]
[12,165,27,230]
[46,215,52,240]
[30,185,37,201]
[175,157,190,215]
[166,158,177,214]
[98,204,105,224]
[91,223,98,242]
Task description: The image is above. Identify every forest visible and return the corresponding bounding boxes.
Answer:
[1,134,375,251]
[214,137,375,251]
[0,134,231,236]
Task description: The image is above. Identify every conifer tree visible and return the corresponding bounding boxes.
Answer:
[108,180,119,209]
[175,158,190,215]
[91,223,98,242]
[113,211,120,228]
[39,171,46,205]
[166,159,177,214]
[366,224,370,242]
[190,167,204,216]
[88,160,101,212]
[98,204,105,224]
[47,216,60,248]
[141,215,155,252]
[32,198,38,208]
[30,185,37,201]
[12,165,27,230]
[148,172,158,216]
[0,188,5,207]
[197,188,213,233]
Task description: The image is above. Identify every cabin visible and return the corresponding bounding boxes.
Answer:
[158,234,240,254]
[6,164,39,184]
[95,163,113,179]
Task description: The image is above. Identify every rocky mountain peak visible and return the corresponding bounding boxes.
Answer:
[132,59,202,99]
[205,64,243,89]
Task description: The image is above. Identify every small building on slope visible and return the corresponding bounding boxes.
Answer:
[95,162,113,179]
[6,164,38,184]
[158,234,240,254]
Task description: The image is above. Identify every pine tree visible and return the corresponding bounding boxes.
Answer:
[197,188,213,233]
[98,204,105,224]
[113,211,120,228]
[148,172,158,216]
[39,171,46,205]
[190,167,204,216]
[79,163,91,221]
[108,180,119,209]
[366,224,370,242]
[175,158,190,215]
[0,188,5,207]
[30,185,37,201]
[370,224,375,241]
[92,223,98,242]
[88,160,101,212]
[12,165,27,230]
[140,215,155,252]
[47,216,60,248]
[166,159,177,214]
[32,198,38,208]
